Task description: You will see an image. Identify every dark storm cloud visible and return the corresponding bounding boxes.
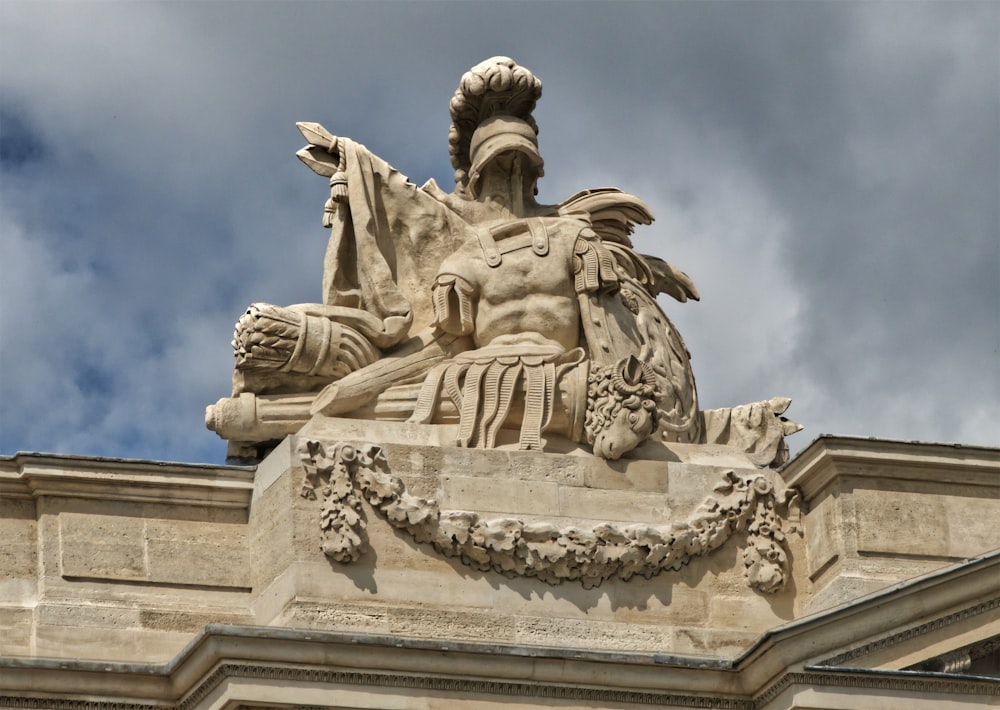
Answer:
[0,105,47,169]
[1,1,995,462]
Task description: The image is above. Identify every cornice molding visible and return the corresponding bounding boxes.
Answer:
[731,551,1000,688]
[780,435,1000,500]
[0,453,254,507]
[817,596,1000,668]
[3,663,995,710]
[180,664,751,710]
[755,668,1000,707]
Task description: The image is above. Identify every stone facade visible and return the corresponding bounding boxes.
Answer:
[1,433,997,707]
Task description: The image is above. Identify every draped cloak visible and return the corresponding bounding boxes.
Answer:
[322,139,473,349]
[321,139,705,449]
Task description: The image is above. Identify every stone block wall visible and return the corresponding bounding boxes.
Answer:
[780,436,1000,615]
[1,432,997,666]
[0,454,255,662]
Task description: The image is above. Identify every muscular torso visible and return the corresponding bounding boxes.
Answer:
[434,215,587,352]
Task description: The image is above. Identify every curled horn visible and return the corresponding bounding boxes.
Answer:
[611,355,656,395]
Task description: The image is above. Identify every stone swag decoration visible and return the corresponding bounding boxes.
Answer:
[206,56,800,466]
[299,440,801,593]
[205,58,804,591]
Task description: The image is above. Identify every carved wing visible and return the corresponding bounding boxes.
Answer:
[640,253,699,303]
[560,189,698,303]
[559,188,653,246]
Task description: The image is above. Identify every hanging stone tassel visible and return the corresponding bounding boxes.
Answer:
[323,149,349,228]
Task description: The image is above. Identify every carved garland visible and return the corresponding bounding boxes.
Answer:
[299,440,800,593]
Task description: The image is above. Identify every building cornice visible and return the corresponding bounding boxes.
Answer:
[3,624,997,710]
[3,547,998,708]
[780,435,1000,500]
[0,452,254,507]
[730,549,1000,688]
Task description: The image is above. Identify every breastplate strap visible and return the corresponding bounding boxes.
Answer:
[477,218,550,267]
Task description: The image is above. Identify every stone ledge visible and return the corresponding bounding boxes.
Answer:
[781,435,1000,501]
[0,452,255,507]
[299,415,761,469]
[780,436,1000,615]
[3,571,998,710]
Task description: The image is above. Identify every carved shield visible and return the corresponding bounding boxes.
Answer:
[579,277,700,443]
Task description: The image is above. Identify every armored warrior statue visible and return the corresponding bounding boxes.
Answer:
[207,57,799,464]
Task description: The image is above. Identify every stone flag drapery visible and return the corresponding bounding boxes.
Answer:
[321,139,472,349]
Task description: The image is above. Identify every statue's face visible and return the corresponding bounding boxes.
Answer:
[592,406,656,460]
[477,150,537,209]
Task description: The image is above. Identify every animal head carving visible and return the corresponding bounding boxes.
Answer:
[585,356,659,460]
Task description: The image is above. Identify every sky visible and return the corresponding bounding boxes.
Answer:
[1,1,997,465]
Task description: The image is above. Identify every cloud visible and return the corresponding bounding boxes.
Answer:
[1,2,996,463]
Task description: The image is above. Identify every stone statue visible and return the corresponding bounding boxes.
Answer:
[207,57,800,465]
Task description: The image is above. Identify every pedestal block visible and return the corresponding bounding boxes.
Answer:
[249,417,804,658]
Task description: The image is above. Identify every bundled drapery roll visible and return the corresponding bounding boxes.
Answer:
[233,303,379,380]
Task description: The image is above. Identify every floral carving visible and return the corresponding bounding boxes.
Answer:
[299,440,799,592]
[299,440,370,562]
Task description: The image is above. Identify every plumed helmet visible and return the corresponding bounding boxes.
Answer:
[467,115,544,198]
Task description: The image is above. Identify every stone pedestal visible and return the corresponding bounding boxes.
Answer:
[249,416,804,659]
